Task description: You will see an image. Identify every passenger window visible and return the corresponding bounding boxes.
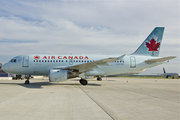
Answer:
[39,60,41,62]
[48,60,49,62]
[56,60,58,62]
[59,60,61,62]
[76,60,78,62]
[87,60,89,62]
[79,60,81,62]
[36,60,38,62]
[45,60,46,62]
[62,60,63,62]
[42,60,44,62]
[53,60,55,62]
[66,60,68,62]
[33,60,35,62]
[50,60,52,62]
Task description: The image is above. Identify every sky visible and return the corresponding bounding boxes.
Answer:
[0,0,179,75]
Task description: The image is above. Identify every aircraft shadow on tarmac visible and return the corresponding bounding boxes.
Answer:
[0,81,101,89]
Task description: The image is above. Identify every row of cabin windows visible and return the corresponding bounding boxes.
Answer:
[33,60,95,63]
[114,61,124,63]
[33,60,124,63]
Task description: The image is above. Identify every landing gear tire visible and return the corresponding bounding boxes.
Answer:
[25,80,30,84]
[97,77,102,81]
[79,79,88,86]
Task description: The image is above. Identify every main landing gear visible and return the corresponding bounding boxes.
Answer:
[97,77,102,81]
[79,79,88,85]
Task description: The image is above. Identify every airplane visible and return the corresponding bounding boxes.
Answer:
[1,27,176,85]
[162,67,179,79]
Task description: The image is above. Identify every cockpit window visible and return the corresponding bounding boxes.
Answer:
[10,59,14,62]
[10,59,17,63]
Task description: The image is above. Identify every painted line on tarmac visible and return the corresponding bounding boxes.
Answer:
[78,85,122,120]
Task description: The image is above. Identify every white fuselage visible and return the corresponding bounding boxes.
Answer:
[2,54,165,76]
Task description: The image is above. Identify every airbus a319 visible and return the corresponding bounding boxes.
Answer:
[2,27,176,85]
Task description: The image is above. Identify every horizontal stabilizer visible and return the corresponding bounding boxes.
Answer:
[145,56,176,64]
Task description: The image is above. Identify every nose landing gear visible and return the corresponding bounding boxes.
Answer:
[25,80,30,84]
[24,75,30,84]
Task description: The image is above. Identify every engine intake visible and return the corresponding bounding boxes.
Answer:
[49,69,77,82]
[49,70,68,82]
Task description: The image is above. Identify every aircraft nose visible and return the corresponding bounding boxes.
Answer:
[1,64,7,72]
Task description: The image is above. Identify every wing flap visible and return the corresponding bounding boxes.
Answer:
[145,56,176,64]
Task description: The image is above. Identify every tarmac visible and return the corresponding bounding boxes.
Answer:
[0,77,179,120]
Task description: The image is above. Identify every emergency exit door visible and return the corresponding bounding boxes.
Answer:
[69,59,73,65]
[22,56,29,67]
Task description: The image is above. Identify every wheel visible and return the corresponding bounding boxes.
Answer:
[79,79,88,85]
[79,79,82,84]
[97,77,102,81]
[25,80,30,84]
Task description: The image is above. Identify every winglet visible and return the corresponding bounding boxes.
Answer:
[118,54,126,60]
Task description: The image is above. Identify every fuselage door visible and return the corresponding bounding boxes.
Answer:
[69,59,73,65]
[130,56,136,68]
[22,56,29,67]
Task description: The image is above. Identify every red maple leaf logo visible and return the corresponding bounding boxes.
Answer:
[34,56,40,60]
[146,38,160,51]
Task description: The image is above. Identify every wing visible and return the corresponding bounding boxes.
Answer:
[145,56,176,64]
[59,54,125,73]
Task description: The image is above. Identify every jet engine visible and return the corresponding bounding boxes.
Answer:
[49,69,68,82]
[49,69,77,82]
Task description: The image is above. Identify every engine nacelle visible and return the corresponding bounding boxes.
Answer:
[49,70,68,82]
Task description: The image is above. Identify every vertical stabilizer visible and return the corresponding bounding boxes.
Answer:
[163,67,166,73]
[132,27,164,57]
